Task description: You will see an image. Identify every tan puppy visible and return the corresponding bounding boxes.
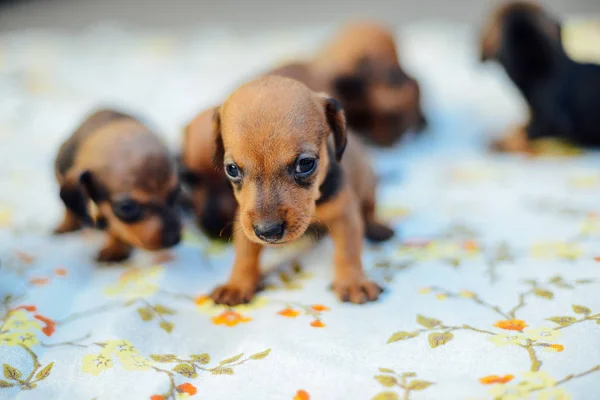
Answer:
[272,22,427,147]
[180,107,237,239]
[54,109,182,262]
[210,76,394,306]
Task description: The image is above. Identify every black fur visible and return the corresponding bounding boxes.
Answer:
[316,145,344,206]
[323,97,347,161]
[490,7,600,146]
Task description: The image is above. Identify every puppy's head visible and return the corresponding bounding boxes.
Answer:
[333,59,425,146]
[180,108,237,239]
[213,76,347,245]
[61,120,182,250]
[480,1,562,62]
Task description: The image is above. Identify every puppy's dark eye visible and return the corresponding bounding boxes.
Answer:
[225,163,242,181]
[112,199,143,223]
[294,156,317,178]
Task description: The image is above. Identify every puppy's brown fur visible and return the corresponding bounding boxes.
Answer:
[54,109,182,262]
[209,76,394,306]
[271,22,427,146]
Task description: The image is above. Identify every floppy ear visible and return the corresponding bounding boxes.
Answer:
[59,169,104,226]
[333,75,366,101]
[211,107,225,168]
[322,96,347,162]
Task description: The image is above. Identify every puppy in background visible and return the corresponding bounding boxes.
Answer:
[54,109,182,262]
[481,1,600,152]
[180,107,237,239]
[209,76,394,306]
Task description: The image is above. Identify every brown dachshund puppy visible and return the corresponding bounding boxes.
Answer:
[210,76,394,306]
[54,109,182,262]
[180,107,237,239]
[271,22,427,147]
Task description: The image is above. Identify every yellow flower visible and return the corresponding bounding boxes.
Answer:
[0,331,39,347]
[195,295,267,315]
[530,242,583,260]
[119,354,154,371]
[103,340,138,355]
[524,327,561,343]
[580,216,600,236]
[104,265,164,299]
[4,310,42,331]
[379,206,410,220]
[435,294,448,301]
[459,290,476,298]
[537,387,572,400]
[176,394,191,400]
[488,333,526,347]
[0,207,12,227]
[520,371,557,388]
[82,353,114,376]
[419,287,431,294]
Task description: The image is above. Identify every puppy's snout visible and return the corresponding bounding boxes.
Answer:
[253,220,285,242]
[160,208,182,248]
[161,229,181,248]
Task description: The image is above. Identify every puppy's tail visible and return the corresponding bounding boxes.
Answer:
[365,220,395,243]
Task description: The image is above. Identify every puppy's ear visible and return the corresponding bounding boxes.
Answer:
[480,22,499,62]
[321,96,347,162]
[59,169,103,226]
[211,107,224,168]
[333,75,366,101]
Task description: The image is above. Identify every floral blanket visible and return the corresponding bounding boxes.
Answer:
[1,20,600,400]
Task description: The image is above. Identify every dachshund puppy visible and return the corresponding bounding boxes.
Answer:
[180,107,237,239]
[210,76,394,306]
[54,109,182,262]
[270,22,427,147]
[481,1,600,150]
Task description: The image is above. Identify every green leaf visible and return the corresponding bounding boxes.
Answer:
[172,363,197,378]
[34,362,54,381]
[154,304,176,315]
[211,367,234,375]
[159,321,174,334]
[0,380,13,388]
[428,332,454,348]
[279,272,291,283]
[407,380,434,390]
[150,354,177,362]
[575,278,594,284]
[249,348,271,360]
[534,289,554,300]
[374,375,398,387]
[372,392,399,400]
[417,315,441,329]
[3,364,21,381]
[191,353,211,364]
[572,305,591,315]
[597,319,600,325]
[137,307,154,321]
[546,316,577,327]
[379,368,395,374]
[387,331,419,344]
[292,261,302,274]
[403,372,417,378]
[22,382,37,390]
[219,353,244,365]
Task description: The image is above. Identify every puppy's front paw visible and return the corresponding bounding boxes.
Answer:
[96,247,131,263]
[333,279,383,304]
[365,221,395,243]
[210,282,258,306]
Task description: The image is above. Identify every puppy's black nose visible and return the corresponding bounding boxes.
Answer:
[253,221,285,241]
[161,230,181,248]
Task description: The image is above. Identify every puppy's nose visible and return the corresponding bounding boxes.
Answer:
[161,230,181,248]
[253,221,285,241]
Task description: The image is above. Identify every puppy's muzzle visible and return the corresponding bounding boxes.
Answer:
[253,220,285,243]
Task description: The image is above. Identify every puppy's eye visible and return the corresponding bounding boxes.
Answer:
[112,199,143,223]
[225,163,242,181]
[294,156,317,177]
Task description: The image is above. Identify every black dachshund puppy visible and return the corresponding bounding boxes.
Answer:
[481,1,600,150]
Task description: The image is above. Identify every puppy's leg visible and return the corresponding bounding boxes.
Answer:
[53,209,82,234]
[330,195,383,304]
[491,124,531,153]
[363,201,394,243]
[210,219,263,306]
[96,234,132,263]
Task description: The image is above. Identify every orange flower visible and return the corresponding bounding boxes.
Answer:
[479,374,514,384]
[595,257,600,262]
[55,268,68,276]
[16,251,35,264]
[150,396,165,400]
[549,344,564,352]
[177,383,197,396]
[310,320,325,328]
[463,240,479,252]
[34,315,56,336]
[494,320,528,331]
[294,390,310,400]
[278,308,301,318]
[211,310,252,327]
[13,305,37,312]
[311,305,330,312]
[194,295,210,305]
[29,277,50,286]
